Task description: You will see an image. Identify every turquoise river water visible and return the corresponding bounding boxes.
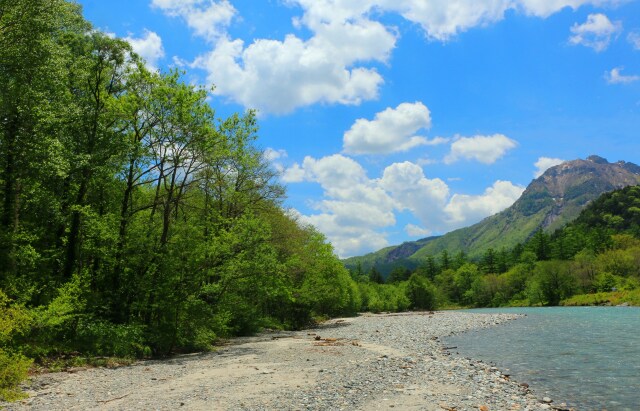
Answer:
[444,307,640,410]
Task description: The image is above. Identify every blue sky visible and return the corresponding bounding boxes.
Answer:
[77,0,640,257]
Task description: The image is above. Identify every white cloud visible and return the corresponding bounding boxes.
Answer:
[605,67,640,84]
[405,224,432,238]
[282,163,306,183]
[151,0,236,41]
[379,161,450,229]
[293,1,621,41]
[264,148,288,162]
[379,0,511,41]
[300,213,390,258]
[284,154,396,257]
[444,134,517,164]
[153,0,622,114]
[444,180,525,228]
[286,154,524,257]
[125,30,165,71]
[629,31,640,50]
[534,156,565,178]
[193,29,390,114]
[295,154,369,191]
[343,102,433,155]
[314,199,396,228]
[517,0,619,18]
[569,13,621,52]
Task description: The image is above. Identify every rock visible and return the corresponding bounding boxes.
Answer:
[542,397,553,403]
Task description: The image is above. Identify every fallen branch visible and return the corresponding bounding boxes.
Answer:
[97,393,131,403]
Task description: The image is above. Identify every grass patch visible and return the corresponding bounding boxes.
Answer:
[561,289,640,307]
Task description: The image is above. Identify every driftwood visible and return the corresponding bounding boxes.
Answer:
[97,393,131,403]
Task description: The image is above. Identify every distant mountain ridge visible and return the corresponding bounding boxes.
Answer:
[344,155,640,274]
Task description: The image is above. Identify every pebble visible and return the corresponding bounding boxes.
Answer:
[2,311,554,411]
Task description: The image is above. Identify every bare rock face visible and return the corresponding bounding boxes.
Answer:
[515,156,640,231]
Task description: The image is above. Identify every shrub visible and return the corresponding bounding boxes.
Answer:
[0,348,32,402]
[75,319,147,358]
[405,274,437,310]
[0,290,34,402]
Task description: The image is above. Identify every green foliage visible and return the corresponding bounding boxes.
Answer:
[357,283,410,313]
[0,291,32,345]
[387,267,411,283]
[0,348,32,402]
[349,185,640,310]
[0,291,33,401]
[453,263,481,305]
[561,288,640,306]
[368,267,385,284]
[75,320,147,358]
[405,274,437,310]
[527,261,576,306]
[0,3,363,398]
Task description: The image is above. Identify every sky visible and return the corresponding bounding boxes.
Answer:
[76,0,640,258]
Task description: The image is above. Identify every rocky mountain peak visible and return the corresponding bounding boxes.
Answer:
[345,155,640,271]
[586,155,609,164]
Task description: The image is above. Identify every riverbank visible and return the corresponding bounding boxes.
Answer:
[3,312,561,410]
[561,289,640,307]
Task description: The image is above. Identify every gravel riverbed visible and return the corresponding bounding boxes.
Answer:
[3,311,571,410]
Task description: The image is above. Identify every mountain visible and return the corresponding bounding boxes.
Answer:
[344,155,640,274]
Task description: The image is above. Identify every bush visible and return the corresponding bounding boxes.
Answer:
[0,290,33,401]
[405,274,437,310]
[75,319,147,358]
[0,348,32,402]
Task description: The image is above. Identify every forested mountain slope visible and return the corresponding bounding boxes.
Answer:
[345,156,640,274]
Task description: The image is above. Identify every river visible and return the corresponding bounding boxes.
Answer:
[444,307,640,410]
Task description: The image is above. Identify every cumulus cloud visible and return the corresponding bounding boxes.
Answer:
[186,0,396,114]
[297,0,620,42]
[444,134,517,165]
[125,30,165,71]
[444,180,525,228]
[153,0,620,114]
[293,155,369,191]
[534,157,565,178]
[284,154,523,256]
[299,213,391,258]
[343,102,434,155]
[569,13,621,52]
[282,163,306,183]
[283,154,396,256]
[151,0,236,41]
[379,161,450,229]
[605,67,640,84]
[193,32,389,114]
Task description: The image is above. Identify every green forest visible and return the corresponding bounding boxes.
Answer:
[0,0,369,400]
[349,185,640,311]
[2,0,640,403]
